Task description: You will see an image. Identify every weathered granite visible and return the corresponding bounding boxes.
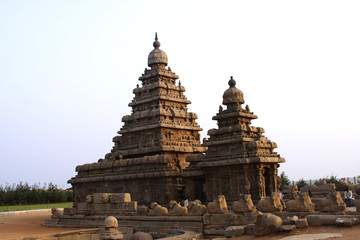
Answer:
[69,34,207,206]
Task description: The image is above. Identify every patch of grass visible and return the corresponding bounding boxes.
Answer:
[0,202,73,212]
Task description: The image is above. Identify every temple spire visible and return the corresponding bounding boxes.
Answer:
[153,32,160,48]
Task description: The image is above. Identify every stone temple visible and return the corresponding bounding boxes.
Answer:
[68,34,284,207]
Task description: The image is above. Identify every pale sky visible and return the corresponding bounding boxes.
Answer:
[1,1,359,189]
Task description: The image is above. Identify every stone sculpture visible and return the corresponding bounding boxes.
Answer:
[188,201,207,216]
[168,200,188,216]
[319,192,346,212]
[286,193,315,212]
[51,207,63,219]
[86,194,93,203]
[232,194,257,213]
[148,202,168,216]
[254,211,283,236]
[207,195,228,213]
[257,192,283,212]
[100,216,123,240]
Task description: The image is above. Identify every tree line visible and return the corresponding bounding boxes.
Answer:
[0,182,72,205]
[279,172,341,189]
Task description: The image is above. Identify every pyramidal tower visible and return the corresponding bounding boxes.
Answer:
[69,34,207,205]
[197,77,285,202]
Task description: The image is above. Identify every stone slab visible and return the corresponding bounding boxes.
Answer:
[110,193,131,203]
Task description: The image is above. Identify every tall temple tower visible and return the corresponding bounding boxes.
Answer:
[69,34,207,205]
[184,77,285,203]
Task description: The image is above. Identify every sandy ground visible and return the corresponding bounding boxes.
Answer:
[0,211,360,240]
[0,211,83,239]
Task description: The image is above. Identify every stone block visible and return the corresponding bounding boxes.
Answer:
[93,193,110,204]
[172,221,203,231]
[356,200,360,212]
[295,218,308,229]
[114,202,126,211]
[336,217,359,227]
[203,213,232,226]
[110,193,131,203]
[254,212,283,236]
[63,207,77,216]
[204,228,225,235]
[306,215,354,226]
[104,203,112,212]
[137,206,149,216]
[244,224,255,235]
[224,226,245,238]
[77,203,88,212]
[283,216,298,225]
[279,225,296,232]
[94,203,105,212]
[125,201,137,212]
[90,233,100,240]
[44,218,59,225]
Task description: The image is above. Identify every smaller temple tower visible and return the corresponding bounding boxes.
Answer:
[197,77,285,202]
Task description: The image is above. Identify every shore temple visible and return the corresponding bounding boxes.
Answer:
[68,34,285,206]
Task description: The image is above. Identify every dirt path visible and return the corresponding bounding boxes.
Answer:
[0,211,84,239]
[223,225,360,240]
[1,211,360,240]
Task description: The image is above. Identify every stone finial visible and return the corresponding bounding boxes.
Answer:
[228,76,236,87]
[153,32,160,48]
[222,76,245,106]
[100,216,123,240]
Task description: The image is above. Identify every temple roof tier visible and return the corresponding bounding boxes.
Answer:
[128,95,191,107]
[197,157,285,168]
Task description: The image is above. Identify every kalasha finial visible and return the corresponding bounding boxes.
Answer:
[153,32,160,48]
[228,76,236,88]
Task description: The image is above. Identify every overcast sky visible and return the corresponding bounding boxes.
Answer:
[1,1,359,188]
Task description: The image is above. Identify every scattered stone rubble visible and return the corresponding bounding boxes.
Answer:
[47,192,360,238]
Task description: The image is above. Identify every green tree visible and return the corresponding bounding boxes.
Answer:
[296,178,308,189]
[280,171,291,188]
[324,175,339,184]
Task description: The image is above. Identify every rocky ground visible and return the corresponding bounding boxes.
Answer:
[0,210,359,240]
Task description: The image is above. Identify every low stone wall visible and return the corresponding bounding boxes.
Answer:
[46,215,203,234]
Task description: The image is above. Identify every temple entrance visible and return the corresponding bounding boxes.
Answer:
[264,167,272,196]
